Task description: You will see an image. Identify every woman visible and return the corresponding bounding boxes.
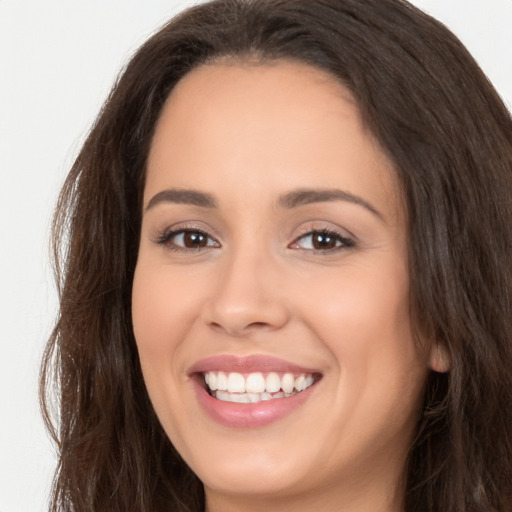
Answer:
[40,0,512,511]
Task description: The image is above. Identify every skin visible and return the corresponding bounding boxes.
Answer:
[132,60,443,512]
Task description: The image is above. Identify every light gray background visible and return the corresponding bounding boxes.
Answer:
[1,1,511,510]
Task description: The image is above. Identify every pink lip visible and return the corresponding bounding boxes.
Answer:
[188,354,318,375]
[188,355,321,428]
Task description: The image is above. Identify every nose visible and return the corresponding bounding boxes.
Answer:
[201,247,290,337]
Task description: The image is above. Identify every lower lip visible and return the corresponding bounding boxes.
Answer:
[193,379,316,428]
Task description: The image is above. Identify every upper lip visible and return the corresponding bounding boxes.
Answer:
[188,354,320,376]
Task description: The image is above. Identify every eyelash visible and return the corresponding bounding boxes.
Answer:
[291,228,355,252]
[154,227,220,252]
[154,227,355,253]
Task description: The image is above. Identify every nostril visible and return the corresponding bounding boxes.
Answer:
[246,322,270,329]
[207,320,273,336]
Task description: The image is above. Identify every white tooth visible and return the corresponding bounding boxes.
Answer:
[282,373,295,394]
[215,390,230,401]
[216,371,228,391]
[212,371,315,400]
[227,372,245,393]
[230,393,250,403]
[208,371,217,391]
[246,372,265,393]
[265,372,281,393]
[204,373,209,385]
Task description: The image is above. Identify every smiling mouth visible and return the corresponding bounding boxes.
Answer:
[203,371,318,404]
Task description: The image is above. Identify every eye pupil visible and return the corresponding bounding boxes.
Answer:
[312,233,337,249]
[184,231,207,247]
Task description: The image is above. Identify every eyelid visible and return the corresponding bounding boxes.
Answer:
[288,226,356,252]
[153,223,221,251]
[151,221,356,253]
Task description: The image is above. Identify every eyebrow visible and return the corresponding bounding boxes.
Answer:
[145,187,383,221]
[277,188,384,221]
[145,189,217,211]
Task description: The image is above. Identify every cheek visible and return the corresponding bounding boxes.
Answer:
[132,265,171,408]
[315,267,425,461]
[132,269,173,366]
[131,262,205,444]
[297,258,425,414]
[132,261,203,353]
[132,271,166,351]
[131,261,200,405]
[301,258,413,349]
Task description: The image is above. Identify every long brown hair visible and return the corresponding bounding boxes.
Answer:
[41,1,512,510]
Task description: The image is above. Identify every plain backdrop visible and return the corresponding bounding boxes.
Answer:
[0,1,511,510]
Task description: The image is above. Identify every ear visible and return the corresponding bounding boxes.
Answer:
[428,342,451,373]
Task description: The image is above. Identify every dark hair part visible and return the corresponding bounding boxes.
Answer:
[41,0,512,510]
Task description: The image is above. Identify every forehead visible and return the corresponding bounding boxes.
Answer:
[146,60,403,223]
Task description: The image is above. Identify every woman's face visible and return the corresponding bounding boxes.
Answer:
[132,61,430,508]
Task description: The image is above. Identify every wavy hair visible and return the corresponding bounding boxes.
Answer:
[41,1,512,510]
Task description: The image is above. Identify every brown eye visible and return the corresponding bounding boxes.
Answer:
[311,232,339,250]
[182,231,208,248]
[292,229,354,252]
[159,229,220,250]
